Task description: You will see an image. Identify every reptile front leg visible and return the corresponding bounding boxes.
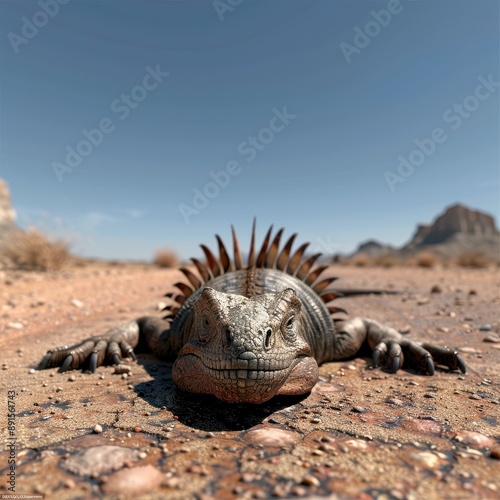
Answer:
[38,316,172,373]
[333,317,466,375]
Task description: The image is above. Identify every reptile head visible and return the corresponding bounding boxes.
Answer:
[172,287,318,403]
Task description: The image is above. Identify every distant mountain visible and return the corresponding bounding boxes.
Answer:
[350,204,499,260]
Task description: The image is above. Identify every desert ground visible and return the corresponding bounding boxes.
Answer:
[0,262,499,499]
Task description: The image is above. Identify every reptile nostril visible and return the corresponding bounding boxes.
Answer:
[265,328,272,349]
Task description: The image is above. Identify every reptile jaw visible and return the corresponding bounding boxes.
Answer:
[172,351,314,404]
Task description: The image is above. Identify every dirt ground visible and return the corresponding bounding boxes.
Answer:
[0,263,499,499]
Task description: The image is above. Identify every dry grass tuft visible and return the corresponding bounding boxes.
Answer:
[456,251,492,269]
[374,254,399,268]
[345,253,373,267]
[408,251,440,268]
[1,229,71,271]
[153,249,179,268]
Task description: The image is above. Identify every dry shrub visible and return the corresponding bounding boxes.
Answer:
[153,249,179,268]
[346,253,373,267]
[413,251,440,268]
[456,251,492,269]
[1,229,70,271]
[374,254,398,268]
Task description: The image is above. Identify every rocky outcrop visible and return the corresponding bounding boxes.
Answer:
[0,178,16,225]
[408,204,498,247]
[353,240,396,257]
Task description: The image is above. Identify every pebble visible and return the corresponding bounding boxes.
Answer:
[417,297,430,305]
[459,347,481,354]
[93,424,103,434]
[479,324,492,332]
[437,327,449,333]
[386,397,404,406]
[430,285,442,293]
[157,302,167,311]
[408,451,441,469]
[71,299,84,308]
[401,418,443,435]
[399,325,411,334]
[62,445,139,476]
[7,322,23,329]
[301,475,320,487]
[351,406,367,413]
[483,335,500,343]
[113,365,131,374]
[244,427,300,447]
[454,431,494,449]
[490,446,500,459]
[102,465,164,495]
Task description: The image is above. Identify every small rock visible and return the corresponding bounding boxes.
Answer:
[454,431,494,449]
[301,475,320,487]
[408,451,441,469]
[468,289,477,295]
[102,465,164,495]
[459,347,481,354]
[244,427,300,447]
[7,322,23,329]
[62,446,139,476]
[490,446,500,459]
[351,406,367,413]
[437,327,449,333]
[93,424,103,434]
[157,302,167,311]
[483,335,500,343]
[386,397,404,406]
[417,297,430,306]
[113,364,132,374]
[399,325,411,334]
[71,299,84,308]
[430,285,442,294]
[479,324,492,332]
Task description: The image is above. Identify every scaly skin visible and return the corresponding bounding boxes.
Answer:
[38,226,466,404]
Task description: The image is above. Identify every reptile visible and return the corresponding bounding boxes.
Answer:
[39,223,466,404]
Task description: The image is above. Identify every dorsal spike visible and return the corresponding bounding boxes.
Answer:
[287,242,310,275]
[191,257,212,282]
[179,267,202,289]
[174,282,194,298]
[320,292,339,304]
[328,306,348,315]
[172,294,186,306]
[296,253,321,280]
[265,228,284,268]
[256,225,274,268]
[304,265,329,286]
[201,244,221,277]
[276,233,297,271]
[215,235,231,273]
[248,218,257,268]
[231,225,243,270]
[312,277,338,294]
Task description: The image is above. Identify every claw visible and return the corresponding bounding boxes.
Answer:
[89,352,98,373]
[38,352,52,370]
[456,353,466,374]
[59,355,73,373]
[426,357,435,375]
[112,354,121,365]
[391,356,399,373]
[373,350,381,367]
[128,350,137,362]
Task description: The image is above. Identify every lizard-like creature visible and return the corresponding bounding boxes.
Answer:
[39,224,466,404]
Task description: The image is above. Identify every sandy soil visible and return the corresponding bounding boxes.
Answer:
[0,263,499,499]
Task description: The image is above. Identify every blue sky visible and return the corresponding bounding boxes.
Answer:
[1,0,498,260]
